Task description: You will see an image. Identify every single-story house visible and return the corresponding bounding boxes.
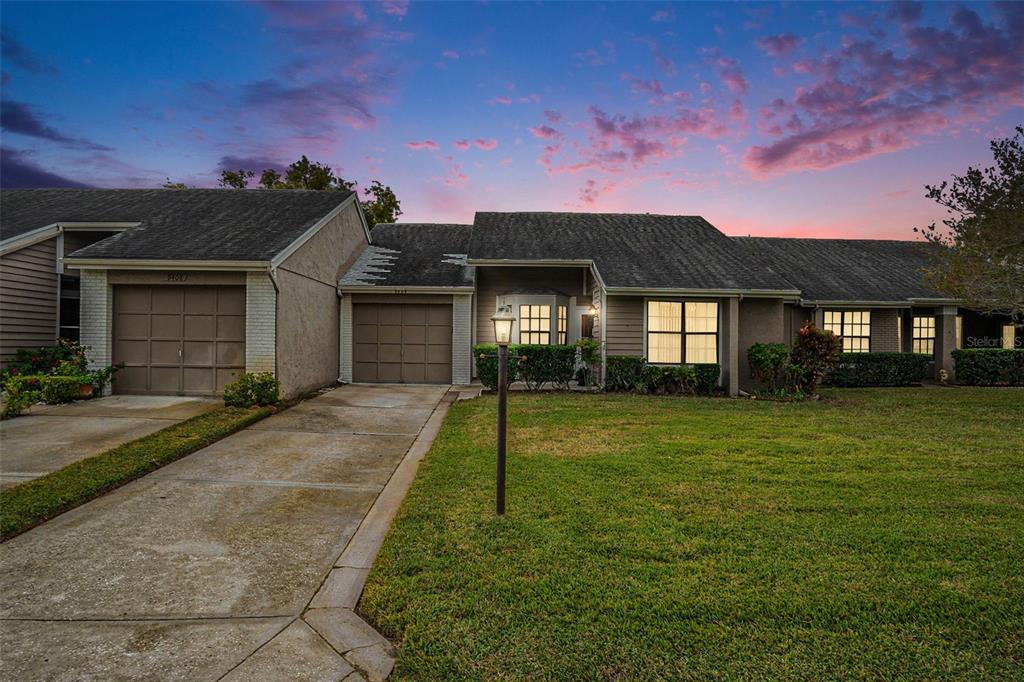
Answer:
[1,190,1017,397]
[0,188,370,398]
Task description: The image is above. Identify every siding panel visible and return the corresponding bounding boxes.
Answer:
[0,239,58,364]
[605,295,643,355]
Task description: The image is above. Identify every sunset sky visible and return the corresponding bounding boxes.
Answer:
[2,1,1022,238]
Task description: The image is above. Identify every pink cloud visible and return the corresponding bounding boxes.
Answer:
[441,49,459,59]
[453,139,470,151]
[406,139,439,151]
[474,138,498,150]
[529,125,561,140]
[489,95,513,105]
[706,50,749,95]
[639,37,676,76]
[381,1,408,18]
[755,33,802,57]
[742,4,1024,175]
[574,41,616,67]
[543,110,562,123]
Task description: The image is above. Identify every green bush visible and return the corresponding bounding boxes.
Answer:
[791,323,840,395]
[1,375,43,419]
[574,338,601,386]
[605,356,648,392]
[473,344,520,390]
[826,352,931,387]
[40,375,86,404]
[2,338,88,381]
[952,349,1024,386]
[516,344,576,390]
[747,343,795,393]
[606,356,720,396]
[223,372,280,407]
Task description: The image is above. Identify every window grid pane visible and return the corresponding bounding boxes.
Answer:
[647,301,682,332]
[519,304,551,345]
[826,310,871,353]
[912,316,935,355]
[685,333,717,364]
[557,305,567,345]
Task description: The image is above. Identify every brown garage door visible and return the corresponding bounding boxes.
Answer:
[353,303,452,383]
[113,285,245,395]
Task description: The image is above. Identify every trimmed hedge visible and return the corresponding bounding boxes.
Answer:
[223,371,280,407]
[474,344,576,390]
[605,355,720,396]
[826,352,931,387]
[952,349,1024,386]
[40,375,86,404]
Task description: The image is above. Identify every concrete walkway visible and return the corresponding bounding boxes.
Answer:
[0,395,220,489]
[0,384,453,681]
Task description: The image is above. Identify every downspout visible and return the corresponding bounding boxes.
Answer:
[269,266,281,382]
[337,288,345,384]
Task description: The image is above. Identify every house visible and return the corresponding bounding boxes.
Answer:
[0,188,370,398]
[2,193,1016,398]
[337,212,1020,393]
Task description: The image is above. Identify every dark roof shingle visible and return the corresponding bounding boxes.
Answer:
[469,212,797,291]
[0,188,355,261]
[340,223,473,288]
[735,237,940,302]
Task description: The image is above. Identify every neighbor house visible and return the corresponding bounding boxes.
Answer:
[0,188,370,398]
[2,192,1017,397]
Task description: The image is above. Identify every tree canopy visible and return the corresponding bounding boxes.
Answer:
[916,126,1024,323]
[217,156,401,228]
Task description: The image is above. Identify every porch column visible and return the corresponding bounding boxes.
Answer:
[722,297,740,396]
[936,305,958,383]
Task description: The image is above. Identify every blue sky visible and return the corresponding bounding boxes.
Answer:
[2,1,1022,237]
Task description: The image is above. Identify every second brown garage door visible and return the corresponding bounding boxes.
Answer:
[113,285,246,395]
[353,303,452,383]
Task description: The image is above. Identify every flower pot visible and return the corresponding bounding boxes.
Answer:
[79,383,94,399]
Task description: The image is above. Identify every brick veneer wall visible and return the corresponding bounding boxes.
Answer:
[245,271,276,374]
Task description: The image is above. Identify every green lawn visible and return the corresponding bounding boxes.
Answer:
[361,388,1024,680]
[1,406,272,540]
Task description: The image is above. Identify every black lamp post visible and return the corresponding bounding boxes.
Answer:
[490,304,515,516]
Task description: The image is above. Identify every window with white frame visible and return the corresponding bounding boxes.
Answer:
[645,300,719,364]
[912,316,935,355]
[557,305,567,345]
[824,310,871,352]
[519,304,551,344]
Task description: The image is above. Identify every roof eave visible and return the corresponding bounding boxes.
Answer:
[61,258,271,271]
[338,284,476,294]
[606,286,801,299]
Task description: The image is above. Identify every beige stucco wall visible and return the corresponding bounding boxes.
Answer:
[738,298,786,391]
[275,203,368,398]
[0,238,59,364]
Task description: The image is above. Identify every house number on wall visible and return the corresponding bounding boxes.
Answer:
[166,272,190,282]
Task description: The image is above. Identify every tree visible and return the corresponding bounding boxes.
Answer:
[218,155,401,228]
[916,126,1024,323]
[162,178,188,189]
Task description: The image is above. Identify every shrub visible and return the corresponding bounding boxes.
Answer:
[826,352,931,387]
[2,375,44,418]
[605,356,648,392]
[645,365,696,394]
[952,349,1024,386]
[790,323,840,395]
[574,338,601,386]
[223,372,280,407]
[473,344,520,390]
[2,338,87,380]
[747,343,793,393]
[693,364,721,395]
[516,344,576,390]
[40,375,86,404]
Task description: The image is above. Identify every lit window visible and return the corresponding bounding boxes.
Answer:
[518,304,550,344]
[557,305,567,345]
[1003,324,1017,350]
[824,310,871,353]
[955,316,962,349]
[685,301,718,364]
[646,300,719,364]
[647,301,681,364]
[912,316,935,355]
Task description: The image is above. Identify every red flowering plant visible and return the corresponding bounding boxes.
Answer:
[790,323,841,395]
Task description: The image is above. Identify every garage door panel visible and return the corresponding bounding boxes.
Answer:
[427,344,452,363]
[351,302,452,384]
[115,339,149,365]
[151,314,182,338]
[184,288,216,314]
[116,313,150,339]
[183,367,215,394]
[184,315,215,339]
[183,341,214,366]
[217,341,245,366]
[113,285,245,396]
[378,344,402,364]
[217,316,245,341]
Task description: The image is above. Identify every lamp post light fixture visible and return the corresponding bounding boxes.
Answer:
[490,304,515,515]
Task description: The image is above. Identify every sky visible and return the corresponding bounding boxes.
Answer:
[1,1,1022,239]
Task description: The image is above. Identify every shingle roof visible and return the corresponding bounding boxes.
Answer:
[735,237,941,302]
[339,223,474,288]
[0,188,355,261]
[469,212,797,292]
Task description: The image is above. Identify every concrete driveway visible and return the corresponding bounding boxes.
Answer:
[0,395,219,489]
[0,383,452,681]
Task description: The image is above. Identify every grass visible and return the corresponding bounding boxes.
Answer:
[360,388,1024,680]
[0,406,272,540]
